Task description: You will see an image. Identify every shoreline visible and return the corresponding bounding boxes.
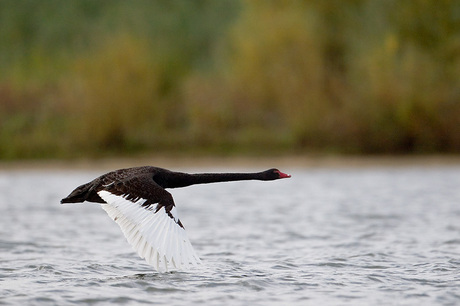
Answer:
[1,154,460,171]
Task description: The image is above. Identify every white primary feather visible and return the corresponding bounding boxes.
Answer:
[98,190,201,272]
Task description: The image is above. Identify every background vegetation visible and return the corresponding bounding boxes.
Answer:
[1,0,459,159]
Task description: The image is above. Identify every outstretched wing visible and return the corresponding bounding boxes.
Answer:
[97,174,200,272]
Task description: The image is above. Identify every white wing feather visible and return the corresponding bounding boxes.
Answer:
[98,190,201,272]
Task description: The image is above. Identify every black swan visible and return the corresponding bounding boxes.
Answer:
[61,166,291,271]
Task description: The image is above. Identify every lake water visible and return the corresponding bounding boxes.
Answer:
[1,165,460,305]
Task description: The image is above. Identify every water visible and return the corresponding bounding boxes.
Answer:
[1,165,460,305]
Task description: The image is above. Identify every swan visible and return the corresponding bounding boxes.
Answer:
[61,166,291,272]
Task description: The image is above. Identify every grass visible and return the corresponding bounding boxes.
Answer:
[0,0,459,159]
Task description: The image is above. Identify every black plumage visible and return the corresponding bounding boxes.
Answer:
[61,166,290,270]
[61,166,290,223]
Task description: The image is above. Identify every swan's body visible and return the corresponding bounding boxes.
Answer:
[61,166,290,272]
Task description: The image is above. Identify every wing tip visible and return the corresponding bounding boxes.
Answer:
[99,191,201,272]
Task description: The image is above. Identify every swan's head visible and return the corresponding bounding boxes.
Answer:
[264,168,291,180]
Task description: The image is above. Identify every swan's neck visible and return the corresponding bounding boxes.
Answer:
[164,172,264,188]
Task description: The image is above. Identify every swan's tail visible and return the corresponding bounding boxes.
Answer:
[61,182,104,204]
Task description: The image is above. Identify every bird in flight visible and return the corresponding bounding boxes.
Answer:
[61,166,291,272]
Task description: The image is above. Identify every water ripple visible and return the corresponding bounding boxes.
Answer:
[1,168,460,305]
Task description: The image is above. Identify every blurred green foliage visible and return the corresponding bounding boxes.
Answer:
[0,0,459,159]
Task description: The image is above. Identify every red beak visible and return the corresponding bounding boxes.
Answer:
[276,170,291,179]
